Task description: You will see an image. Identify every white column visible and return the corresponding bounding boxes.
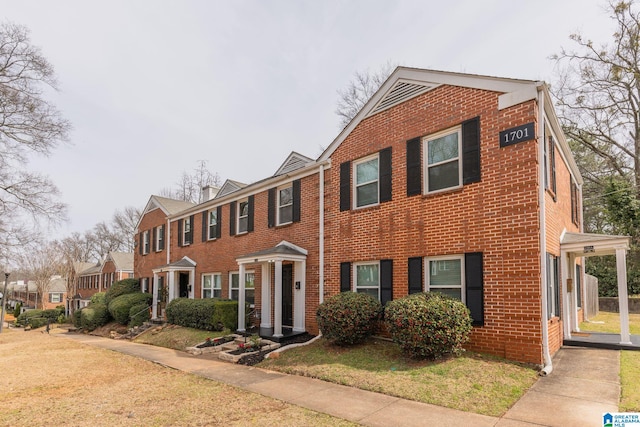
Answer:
[570,254,579,333]
[152,272,159,319]
[616,248,631,344]
[293,260,306,332]
[238,263,246,332]
[561,251,571,339]
[168,272,175,304]
[273,260,283,337]
[189,270,194,299]
[260,263,272,328]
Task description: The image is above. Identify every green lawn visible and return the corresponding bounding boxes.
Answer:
[580,311,640,411]
[259,337,538,417]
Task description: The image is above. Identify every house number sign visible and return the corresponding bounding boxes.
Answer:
[500,122,535,148]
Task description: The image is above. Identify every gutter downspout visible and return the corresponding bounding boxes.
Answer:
[318,163,325,304]
[538,86,553,376]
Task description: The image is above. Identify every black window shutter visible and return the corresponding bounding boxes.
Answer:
[340,161,351,211]
[267,188,276,228]
[462,116,481,185]
[379,147,392,203]
[177,220,183,247]
[247,195,254,232]
[152,227,157,252]
[292,179,301,222]
[188,215,195,244]
[202,211,208,242]
[408,257,423,294]
[138,232,143,254]
[465,252,484,327]
[406,137,422,196]
[340,262,351,292]
[216,206,222,239]
[229,202,236,236]
[380,259,393,305]
[549,137,557,200]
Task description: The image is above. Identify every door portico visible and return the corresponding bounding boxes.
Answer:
[151,256,196,319]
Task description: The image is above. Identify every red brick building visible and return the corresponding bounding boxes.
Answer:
[135,67,632,367]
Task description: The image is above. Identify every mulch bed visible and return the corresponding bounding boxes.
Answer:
[237,333,316,366]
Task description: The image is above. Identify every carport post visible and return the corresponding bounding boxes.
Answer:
[616,247,631,345]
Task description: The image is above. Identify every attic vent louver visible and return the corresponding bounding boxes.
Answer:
[279,157,306,175]
[368,81,436,117]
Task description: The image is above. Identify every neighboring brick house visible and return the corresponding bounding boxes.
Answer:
[100,252,134,291]
[134,67,632,367]
[72,253,134,308]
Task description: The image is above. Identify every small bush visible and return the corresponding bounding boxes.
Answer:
[211,300,241,331]
[91,292,106,305]
[108,293,152,325]
[166,298,218,331]
[13,303,21,317]
[73,308,82,327]
[384,292,472,359]
[316,292,382,345]
[15,308,64,328]
[129,303,150,327]
[80,303,111,331]
[104,278,140,305]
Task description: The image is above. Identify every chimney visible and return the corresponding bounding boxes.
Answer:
[201,185,219,202]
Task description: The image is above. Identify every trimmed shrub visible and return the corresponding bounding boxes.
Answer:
[129,303,150,327]
[91,292,106,305]
[211,300,241,331]
[13,303,21,317]
[166,298,218,331]
[316,292,382,345]
[80,303,110,331]
[108,293,152,325]
[73,308,82,327]
[384,292,472,359]
[104,278,140,305]
[16,307,64,328]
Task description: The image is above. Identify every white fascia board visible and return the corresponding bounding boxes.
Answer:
[135,196,169,233]
[498,86,539,110]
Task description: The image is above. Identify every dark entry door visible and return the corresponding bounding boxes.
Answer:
[179,272,189,298]
[282,264,293,327]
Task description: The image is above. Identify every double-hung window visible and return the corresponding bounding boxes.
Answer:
[183,217,192,245]
[277,185,293,225]
[202,273,221,298]
[156,225,164,251]
[230,271,255,305]
[426,255,465,302]
[237,199,249,234]
[142,230,150,254]
[208,210,218,239]
[546,253,560,318]
[424,127,462,193]
[50,293,62,303]
[354,154,379,208]
[355,262,380,300]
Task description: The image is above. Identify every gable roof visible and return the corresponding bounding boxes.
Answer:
[104,252,134,271]
[215,180,248,198]
[73,261,95,275]
[319,66,542,162]
[137,195,196,231]
[274,151,314,176]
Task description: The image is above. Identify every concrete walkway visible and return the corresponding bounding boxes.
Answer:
[59,333,620,427]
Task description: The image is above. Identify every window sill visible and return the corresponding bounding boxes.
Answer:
[275,221,293,229]
[348,204,381,214]
[545,188,557,202]
[422,186,463,199]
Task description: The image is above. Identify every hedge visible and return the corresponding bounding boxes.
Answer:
[16,307,65,329]
[108,292,152,325]
[91,292,106,305]
[316,292,382,345]
[166,298,218,331]
[104,278,140,305]
[211,300,242,331]
[80,303,111,331]
[384,292,472,359]
[129,302,151,327]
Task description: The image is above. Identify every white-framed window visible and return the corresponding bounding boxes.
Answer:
[156,224,164,251]
[546,253,560,318]
[277,185,294,225]
[353,154,379,208]
[202,273,222,298]
[237,199,249,234]
[230,271,255,305]
[50,293,62,303]
[425,255,465,302]
[142,230,150,254]
[183,217,192,245]
[141,277,149,293]
[354,262,380,300]
[424,127,462,193]
[208,210,218,239]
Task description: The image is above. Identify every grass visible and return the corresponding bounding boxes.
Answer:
[133,324,228,349]
[580,310,640,411]
[0,326,355,426]
[259,337,538,417]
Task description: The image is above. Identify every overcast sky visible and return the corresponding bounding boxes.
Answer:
[2,0,616,239]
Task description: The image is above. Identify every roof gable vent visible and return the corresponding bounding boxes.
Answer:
[368,80,438,117]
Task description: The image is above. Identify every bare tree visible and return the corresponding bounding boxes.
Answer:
[335,62,396,129]
[160,160,221,203]
[112,206,141,252]
[0,22,70,257]
[552,1,640,193]
[19,242,63,309]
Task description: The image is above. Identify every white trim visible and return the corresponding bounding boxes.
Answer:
[236,198,249,235]
[276,183,294,226]
[155,224,164,252]
[425,255,465,303]
[229,270,255,301]
[201,272,221,299]
[207,209,218,240]
[142,230,150,255]
[352,153,380,209]
[423,126,463,194]
[353,261,381,300]
[182,217,192,245]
